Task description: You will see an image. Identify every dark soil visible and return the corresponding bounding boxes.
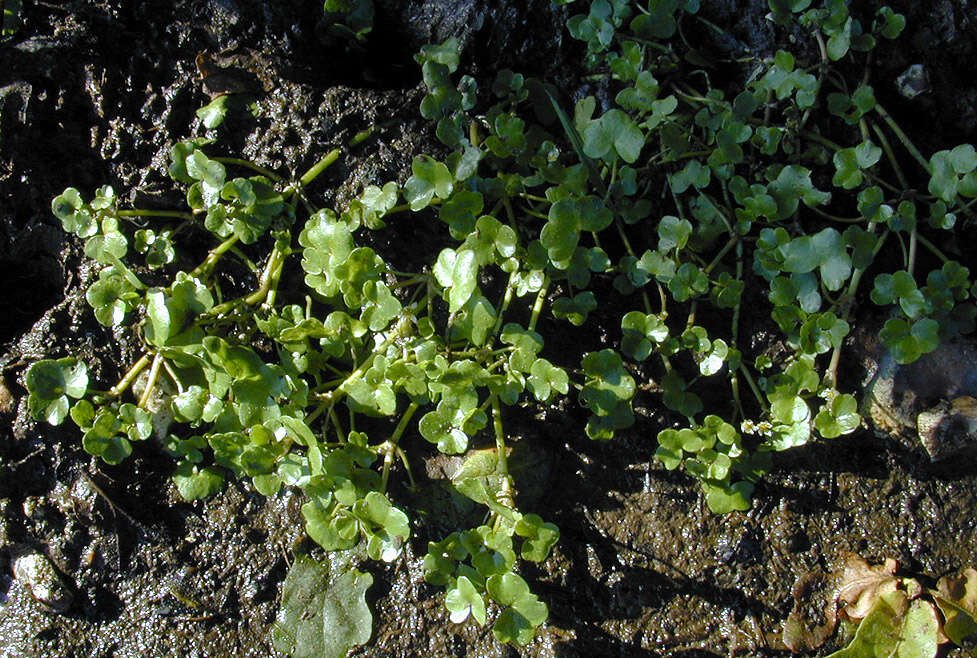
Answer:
[2,1,977,656]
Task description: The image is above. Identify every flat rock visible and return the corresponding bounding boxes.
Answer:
[862,339,977,461]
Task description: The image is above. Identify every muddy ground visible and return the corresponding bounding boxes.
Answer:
[1,0,977,656]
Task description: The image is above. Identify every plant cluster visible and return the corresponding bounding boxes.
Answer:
[22,0,977,653]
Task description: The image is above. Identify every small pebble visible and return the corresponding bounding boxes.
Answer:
[12,550,73,612]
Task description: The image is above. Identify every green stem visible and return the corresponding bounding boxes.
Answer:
[730,242,745,420]
[245,244,286,307]
[206,235,289,314]
[380,401,420,492]
[105,253,147,290]
[107,354,151,399]
[138,353,164,409]
[228,246,260,274]
[213,157,283,182]
[825,229,889,387]
[702,235,738,276]
[914,232,951,264]
[873,103,931,174]
[490,272,517,343]
[191,234,240,280]
[907,228,918,276]
[490,395,514,508]
[869,120,909,190]
[738,364,768,412]
[118,209,194,221]
[527,276,550,333]
[390,401,420,445]
[299,149,341,188]
[330,405,346,443]
[162,359,185,395]
[349,127,374,147]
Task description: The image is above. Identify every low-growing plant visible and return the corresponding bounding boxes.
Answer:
[23,0,977,653]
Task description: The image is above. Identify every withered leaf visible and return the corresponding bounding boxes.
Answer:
[834,552,900,620]
[934,568,977,649]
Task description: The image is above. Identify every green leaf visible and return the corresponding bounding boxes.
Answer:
[527,358,569,402]
[621,311,668,361]
[661,372,703,418]
[814,393,861,438]
[879,317,940,364]
[415,37,461,73]
[826,590,940,658]
[768,165,831,219]
[445,576,487,625]
[172,462,225,500]
[196,95,230,129]
[273,554,374,658]
[25,358,89,425]
[185,150,226,190]
[359,280,402,332]
[702,480,754,514]
[514,514,560,562]
[667,262,709,302]
[551,292,597,326]
[419,394,480,454]
[876,7,906,39]
[52,188,98,238]
[833,141,882,189]
[404,155,453,210]
[579,349,635,418]
[86,271,139,326]
[82,410,131,465]
[486,572,548,643]
[668,159,711,194]
[84,220,129,264]
[582,109,644,163]
[657,215,692,252]
[433,248,479,313]
[134,229,176,268]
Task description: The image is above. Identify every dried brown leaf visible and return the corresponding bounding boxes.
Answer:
[781,571,838,653]
[834,552,899,620]
[934,568,977,648]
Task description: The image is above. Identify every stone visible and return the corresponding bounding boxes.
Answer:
[12,549,73,612]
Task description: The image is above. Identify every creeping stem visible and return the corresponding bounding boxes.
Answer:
[490,395,514,509]
[527,276,550,333]
[379,401,420,492]
[106,354,151,400]
[298,149,341,189]
[118,209,194,221]
[213,157,283,182]
[190,234,240,280]
[138,352,165,409]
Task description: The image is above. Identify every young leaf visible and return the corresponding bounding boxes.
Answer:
[25,358,89,425]
[433,248,479,313]
[404,155,453,210]
[445,575,487,625]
